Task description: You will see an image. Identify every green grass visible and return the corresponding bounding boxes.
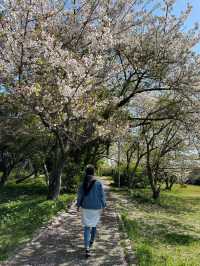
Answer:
[117,185,200,266]
[0,177,75,261]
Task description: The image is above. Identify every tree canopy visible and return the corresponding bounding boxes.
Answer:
[0,0,199,199]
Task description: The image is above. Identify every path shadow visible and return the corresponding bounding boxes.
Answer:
[5,185,126,266]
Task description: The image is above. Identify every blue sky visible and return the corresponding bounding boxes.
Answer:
[173,0,200,52]
[173,0,200,28]
[65,0,200,53]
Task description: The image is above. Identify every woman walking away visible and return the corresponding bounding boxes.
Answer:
[76,164,106,258]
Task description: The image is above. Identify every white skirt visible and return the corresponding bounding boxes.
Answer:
[81,208,102,227]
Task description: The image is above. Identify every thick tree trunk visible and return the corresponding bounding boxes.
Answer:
[165,183,170,190]
[47,158,65,200]
[149,173,160,199]
[165,177,173,190]
[152,188,160,199]
[147,164,159,199]
[169,182,174,190]
[165,175,176,190]
[129,160,140,188]
[147,169,160,199]
[146,143,160,200]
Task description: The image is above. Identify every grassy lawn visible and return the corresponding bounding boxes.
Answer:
[116,185,200,266]
[0,177,75,262]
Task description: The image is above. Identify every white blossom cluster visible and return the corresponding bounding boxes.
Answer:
[0,0,199,142]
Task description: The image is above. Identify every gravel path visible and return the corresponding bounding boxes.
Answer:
[3,179,127,266]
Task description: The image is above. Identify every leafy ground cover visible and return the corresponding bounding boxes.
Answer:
[116,185,200,266]
[0,177,75,261]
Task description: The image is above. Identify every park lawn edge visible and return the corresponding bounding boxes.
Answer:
[117,211,138,266]
[4,197,75,264]
[112,184,200,266]
[0,177,76,262]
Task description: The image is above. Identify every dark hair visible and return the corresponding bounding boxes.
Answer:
[85,164,95,176]
[83,164,95,194]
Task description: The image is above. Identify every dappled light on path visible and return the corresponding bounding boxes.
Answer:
[4,179,127,266]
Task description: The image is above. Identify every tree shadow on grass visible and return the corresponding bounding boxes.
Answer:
[164,232,198,245]
[0,180,47,204]
[126,190,200,215]
[0,197,53,261]
[0,179,74,262]
[122,215,200,248]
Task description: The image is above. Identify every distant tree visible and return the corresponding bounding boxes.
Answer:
[164,172,177,190]
[143,120,183,198]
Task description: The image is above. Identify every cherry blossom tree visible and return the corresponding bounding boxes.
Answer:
[0,0,140,198]
[0,0,200,199]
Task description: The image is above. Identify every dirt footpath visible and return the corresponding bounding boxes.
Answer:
[3,179,128,266]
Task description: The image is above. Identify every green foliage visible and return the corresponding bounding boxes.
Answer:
[62,161,83,193]
[62,172,82,193]
[96,160,111,175]
[100,163,149,188]
[119,185,200,266]
[99,165,114,177]
[0,177,75,261]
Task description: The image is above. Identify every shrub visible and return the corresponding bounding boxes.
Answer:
[185,168,200,186]
[100,162,149,188]
[99,166,114,177]
[62,162,83,193]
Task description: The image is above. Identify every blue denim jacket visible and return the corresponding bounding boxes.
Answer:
[76,180,106,209]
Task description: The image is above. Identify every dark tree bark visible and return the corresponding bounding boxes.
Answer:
[165,174,176,190]
[47,158,64,200]
[129,159,140,188]
[152,188,160,199]
[47,139,65,200]
[47,167,63,200]
[146,141,160,199]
